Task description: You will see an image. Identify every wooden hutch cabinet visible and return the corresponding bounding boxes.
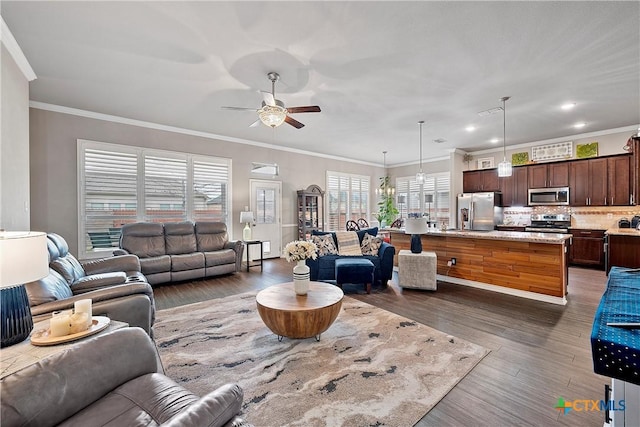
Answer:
[297,184,324,240]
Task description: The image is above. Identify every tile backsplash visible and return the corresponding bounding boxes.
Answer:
[501,206,640,229]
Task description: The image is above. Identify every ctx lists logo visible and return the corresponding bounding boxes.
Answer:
[555,397,625,415]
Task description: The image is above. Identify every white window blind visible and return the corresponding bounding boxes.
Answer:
[396,172,450,223]
[78,140,231,258]
[327,172,370,231]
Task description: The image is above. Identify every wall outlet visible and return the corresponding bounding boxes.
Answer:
[447,260,452,267]
[451,258,456,265]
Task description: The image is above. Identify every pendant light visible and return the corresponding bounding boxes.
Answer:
[497,96,512,177]
[415,120,426,184]
[375,151,395,196]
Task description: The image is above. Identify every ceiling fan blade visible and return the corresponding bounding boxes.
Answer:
[261,91,276,106]
[221,106,258,111]
[249,119,261,128]
[285,115,305,129]
[286,106,321,114]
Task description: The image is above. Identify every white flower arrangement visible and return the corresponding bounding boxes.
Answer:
[283,240,318,262]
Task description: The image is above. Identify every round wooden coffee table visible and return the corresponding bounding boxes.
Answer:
[256,281,344,341]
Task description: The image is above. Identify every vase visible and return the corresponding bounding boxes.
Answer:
[293,260,310,295]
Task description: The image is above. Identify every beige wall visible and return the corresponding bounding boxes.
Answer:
[1,44,31,231]
[29,108,383,255]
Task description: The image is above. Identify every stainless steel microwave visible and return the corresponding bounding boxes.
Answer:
[528,187,570,206]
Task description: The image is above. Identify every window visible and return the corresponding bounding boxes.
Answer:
[79,140,231,258]
[327,172,370,231]
[396,172,450,224]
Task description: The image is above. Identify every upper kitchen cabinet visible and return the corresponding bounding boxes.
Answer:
[570,157,608,206]
[462,169,500,193]
[528,162,569,188]
[500,166,528,206]
[607,155,634,206]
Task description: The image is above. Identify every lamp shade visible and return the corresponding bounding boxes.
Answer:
[0,231,48,288]
[240,211,254,224]
[404,218,429,235]
[424,194,434,204]
[0,231,48,347]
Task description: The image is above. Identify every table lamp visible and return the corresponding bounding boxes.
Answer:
[0,231,49,347]
[404,218,428,254]
[240,209,254,241]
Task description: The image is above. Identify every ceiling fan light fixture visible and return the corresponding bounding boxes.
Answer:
[258,105,287,128]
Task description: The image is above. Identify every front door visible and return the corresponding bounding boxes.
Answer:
[250,180,282,260]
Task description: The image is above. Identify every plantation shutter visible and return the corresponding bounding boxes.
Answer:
[435,173,450,221]
[83,148,138,250]
[193,159,228,221]
[327,172,370,231]
[144,155,188,222]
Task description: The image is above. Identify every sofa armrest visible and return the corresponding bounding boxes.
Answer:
[0,328,158,427]
[31,282,153,317]
[81,254,140,275]
[71,272,128,293]
[225,240,245,272]
[161,383,244,427]
[377,242,396,285]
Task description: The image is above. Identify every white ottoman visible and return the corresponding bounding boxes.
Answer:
[398,249,437,290]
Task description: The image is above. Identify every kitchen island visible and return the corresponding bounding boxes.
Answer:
[386,229,571,305]
[605,228,640,273]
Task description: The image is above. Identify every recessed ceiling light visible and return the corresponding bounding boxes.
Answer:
[574,122,586,128]
[561,102,576,110]
[465,126,476,132]
[490,138,499,144]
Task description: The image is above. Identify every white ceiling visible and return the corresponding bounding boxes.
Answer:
[2,1,639,166]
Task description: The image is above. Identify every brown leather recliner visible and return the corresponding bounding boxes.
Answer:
[0,328,250,427]
[24,233,155,334]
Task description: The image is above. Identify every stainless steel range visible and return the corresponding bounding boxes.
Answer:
[524,213,571,233]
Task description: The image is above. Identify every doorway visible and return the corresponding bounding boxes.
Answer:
[249,180,282,260]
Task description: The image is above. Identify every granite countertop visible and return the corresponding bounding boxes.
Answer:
[420,229,572,244]
[605,228,640,236]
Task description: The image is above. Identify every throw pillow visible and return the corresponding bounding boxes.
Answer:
[334,231,362,256]
[361,233,383,256]
[311,234,338,256]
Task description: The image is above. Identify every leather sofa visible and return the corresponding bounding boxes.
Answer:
[25,233,155,334]
[307,228,396,287]
[115,221,244,286]
[1,327,250,427]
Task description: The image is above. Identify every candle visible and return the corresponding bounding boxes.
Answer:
[50,312,71,337]
[69,312,89,334]
[74,299,92,329]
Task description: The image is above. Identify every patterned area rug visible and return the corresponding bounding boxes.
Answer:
[154,292,488,427]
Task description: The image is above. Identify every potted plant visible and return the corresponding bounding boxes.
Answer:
[376,176,398,228]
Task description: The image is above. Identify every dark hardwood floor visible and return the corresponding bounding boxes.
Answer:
[153,259,609,426]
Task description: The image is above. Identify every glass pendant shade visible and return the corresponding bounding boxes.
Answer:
[258,105,287,127]
[498,160,513,177]
[415,172,426,184]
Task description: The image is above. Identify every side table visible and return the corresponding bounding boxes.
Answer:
[1,318,128,379]
[398,249,437,290]
[243,240,264,272]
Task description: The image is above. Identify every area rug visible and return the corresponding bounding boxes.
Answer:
[154,292,488,427]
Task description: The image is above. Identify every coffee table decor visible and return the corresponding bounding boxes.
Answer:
[154,292,488,427]
[283,240,317,295]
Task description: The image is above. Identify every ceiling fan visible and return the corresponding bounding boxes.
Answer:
[221,72,321,129]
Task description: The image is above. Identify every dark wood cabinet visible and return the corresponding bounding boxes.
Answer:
[608,155,633,206]
[297,184,324,240]
[569,229,605,269]
[499,166,528,206]
[463,169,499,193]
[569,157,608,206]
[606,233,640,273]
[528,163,569,188]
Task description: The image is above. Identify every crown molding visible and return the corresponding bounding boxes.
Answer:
[1,17,36,81]
[29,101,380,167]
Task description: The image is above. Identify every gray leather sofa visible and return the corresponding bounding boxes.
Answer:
[1,327,249,427]
[25,233,155,334]
[115,221,244,286]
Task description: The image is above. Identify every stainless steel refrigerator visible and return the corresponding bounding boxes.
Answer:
[456,192,503,231]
